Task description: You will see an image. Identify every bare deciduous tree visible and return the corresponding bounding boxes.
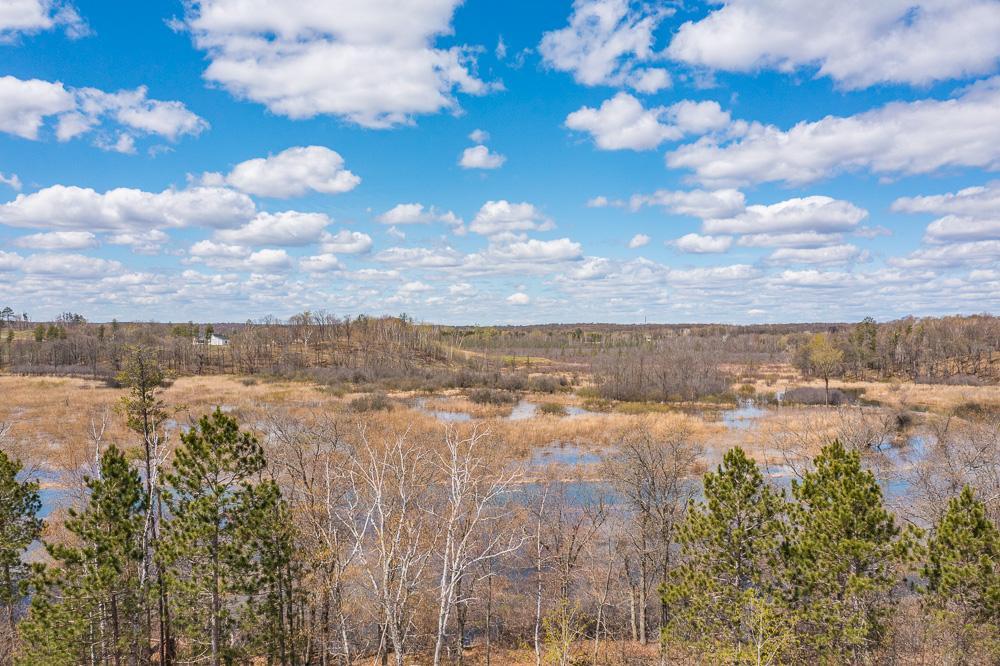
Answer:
[430,426,523,666]
[340,428,436,666]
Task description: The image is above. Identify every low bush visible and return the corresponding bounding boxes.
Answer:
[782,386,862,405]
[348,393,393,413]
[538,402,567,416]
[953,400,1000,420]
[468,388,518,405]
[528,376,561,393]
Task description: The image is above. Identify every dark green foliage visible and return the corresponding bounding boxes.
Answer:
[159,408,292,665]
[783,440,916,661]
[19,446,148,665]
[923,486,1000,620]
[663,442,919,663]
[0,451,42,655]
[662,447,793,662]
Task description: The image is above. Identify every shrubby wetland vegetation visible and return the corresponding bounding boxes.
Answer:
[0,310,997,664]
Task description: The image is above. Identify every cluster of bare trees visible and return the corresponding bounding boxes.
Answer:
[592,347,731,402]
[0,314,448,381]
[220,412,713,665]
[798,315,1000,383]
[259,413,533,665]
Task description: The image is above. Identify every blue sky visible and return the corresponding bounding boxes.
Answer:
[2,0,999,324]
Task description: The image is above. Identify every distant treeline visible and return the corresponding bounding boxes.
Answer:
[1,311,998,391]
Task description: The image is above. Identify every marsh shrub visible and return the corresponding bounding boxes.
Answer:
[468,388,517,405]
[783,386,861,405]
[348,393,392,412]
[528,375,561,393]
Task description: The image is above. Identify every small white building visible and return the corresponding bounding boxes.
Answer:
[194,333,229,346]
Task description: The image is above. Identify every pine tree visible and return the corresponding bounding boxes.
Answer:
[661,447,793,662]
[922,485,1000,654]
[241,485,302,664]
[19,445,148,665]
[0,451,42,659]
[117,345,172,662]
[159,408,290,666]
[784,440,915,661]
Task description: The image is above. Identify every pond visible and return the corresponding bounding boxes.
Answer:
[528,444,603,467]
[508,400,537,420]
[413,398,598,422]
[720,399,768,430]
[412,398,472,422]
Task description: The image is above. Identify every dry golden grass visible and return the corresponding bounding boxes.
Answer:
[486,410,724,459]
[0,375,127,471]
[730,362,1000,413]
[1,371,985,493]
[0,374,338,470]
[846,379,1000,413]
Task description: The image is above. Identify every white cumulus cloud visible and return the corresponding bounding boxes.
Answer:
[215,211,331,246]
[320,229,373,254]
[667,0,1000,89]
[702,196,868,234]
[0,185,255,231]
[668,77,1000,185]
[0,76,207,147]
[459,144,506,169]
[377,203,463,230]
[628,233,650,248]
[14,230,97,250]
[470,200,553,236]
[300,253,345,273]
[630,188,746,218]
[0,0,89,40]
[767,244,862,265]
[222,146,360,197]
[566,92,730,151]
[671,233,733,254]
[540,0,672,92]
[184,0,491,128]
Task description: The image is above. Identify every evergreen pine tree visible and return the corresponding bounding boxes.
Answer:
[159,408,289,666]
[0,451,42,658]
[922,485,1000,654]
[117,345,172,662]
[241,484,302,663]
[18,445,147,665]
[662,447,793,662]
[784,439,915,661]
